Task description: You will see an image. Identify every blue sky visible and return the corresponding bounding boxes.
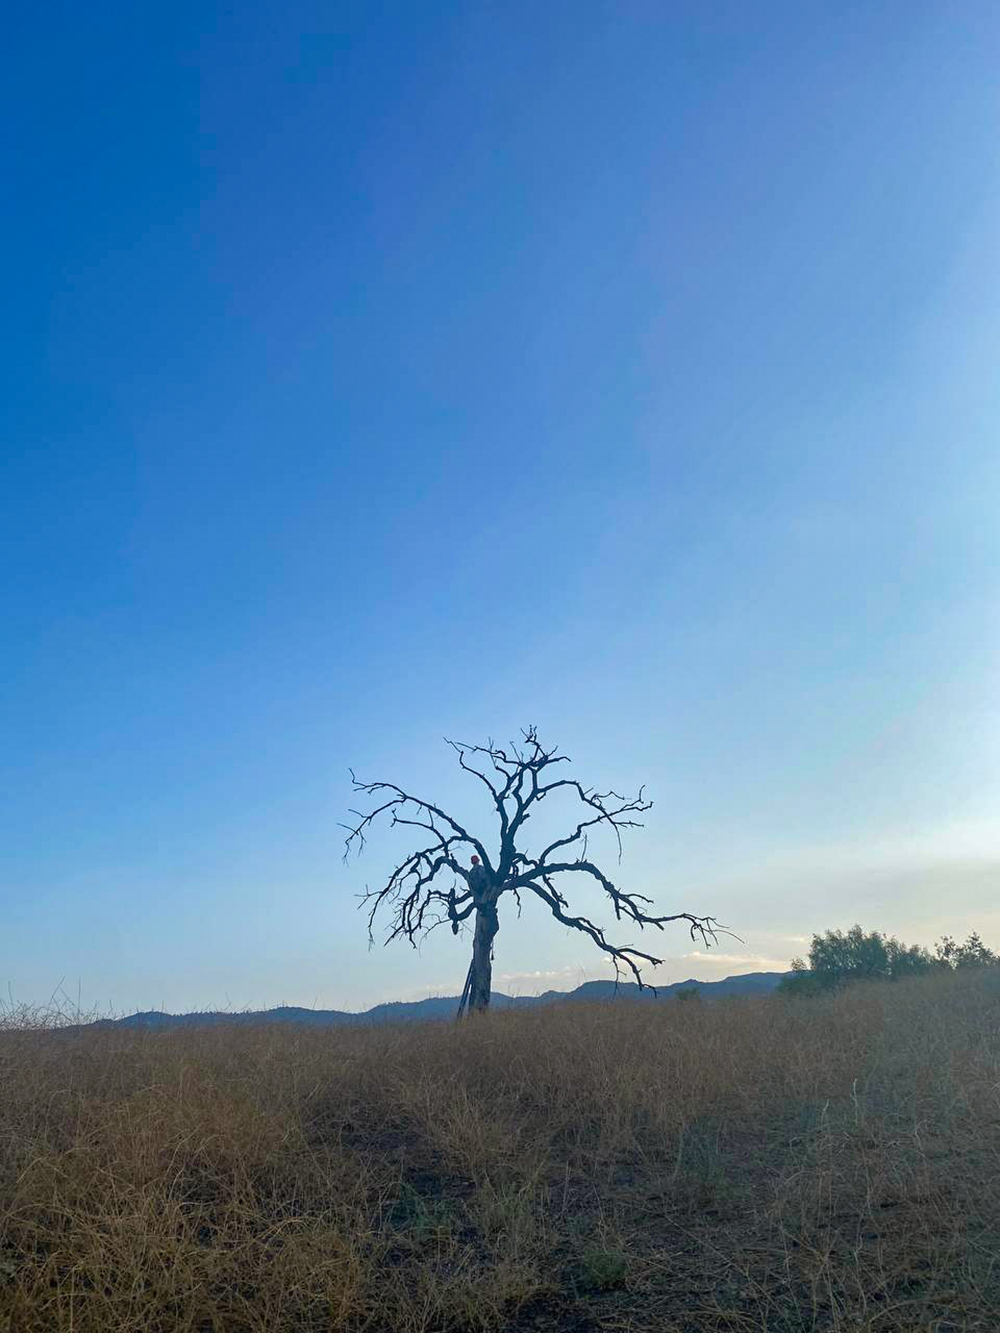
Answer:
[3,3,998,1012]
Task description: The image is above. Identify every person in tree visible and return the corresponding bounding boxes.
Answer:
[467,854,489,895]
[458,855,497,1014]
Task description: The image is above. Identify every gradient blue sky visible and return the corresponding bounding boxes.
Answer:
[3,3,998,1013]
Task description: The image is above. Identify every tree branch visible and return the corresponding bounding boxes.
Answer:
[515,870,722,990]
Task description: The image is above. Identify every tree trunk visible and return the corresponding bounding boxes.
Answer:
[468,902,499,1013]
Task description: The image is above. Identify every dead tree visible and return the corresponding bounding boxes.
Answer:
[343,729,721,1014]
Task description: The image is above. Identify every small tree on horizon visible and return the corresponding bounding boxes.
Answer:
[343,729,721,1014]
[780,924,998,995]
[781,926,935,994]
[935,931,998,970]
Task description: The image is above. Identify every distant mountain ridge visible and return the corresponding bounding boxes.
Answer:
[94,971,787,1030]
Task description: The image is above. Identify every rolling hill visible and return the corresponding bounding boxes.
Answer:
[94,971,787,1029]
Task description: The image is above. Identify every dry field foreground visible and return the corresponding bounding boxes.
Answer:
[1,973,999,1333]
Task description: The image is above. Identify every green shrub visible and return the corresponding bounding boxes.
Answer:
[779,925,996,995]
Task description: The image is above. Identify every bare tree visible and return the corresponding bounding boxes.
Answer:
[343,729,721,1014]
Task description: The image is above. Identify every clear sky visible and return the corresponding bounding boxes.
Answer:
[3,3,999,1013]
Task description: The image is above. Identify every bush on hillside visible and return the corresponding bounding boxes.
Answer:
[935,930,998,970]
[779,925,997,995]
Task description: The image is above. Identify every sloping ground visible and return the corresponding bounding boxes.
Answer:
[1,971,998,1331]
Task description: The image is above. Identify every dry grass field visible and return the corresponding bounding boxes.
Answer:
[2,970,998,1332]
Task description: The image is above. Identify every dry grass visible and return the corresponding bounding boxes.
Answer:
[2,971,999,1332]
